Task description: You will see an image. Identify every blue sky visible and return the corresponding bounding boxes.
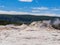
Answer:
[0,0,60,16]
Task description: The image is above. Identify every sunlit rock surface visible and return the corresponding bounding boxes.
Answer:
[0,21,60,45]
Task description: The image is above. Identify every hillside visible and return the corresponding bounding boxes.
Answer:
[0,14,60,25]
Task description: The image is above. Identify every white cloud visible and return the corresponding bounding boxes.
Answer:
[31,7,49,13]
[32,7,48,10]
[30,13,60,17]
[0,10,30,15]
[32,10,40,12]
[0,10,60,17]
[19,0,32,2]
[31,7,60,17]
[52,8,60,11]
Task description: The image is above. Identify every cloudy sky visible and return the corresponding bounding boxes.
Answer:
[0,0,60,16]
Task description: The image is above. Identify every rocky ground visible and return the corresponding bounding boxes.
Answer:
[0,21,60,45]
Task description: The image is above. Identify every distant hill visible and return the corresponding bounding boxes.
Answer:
[0,14,60,25]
